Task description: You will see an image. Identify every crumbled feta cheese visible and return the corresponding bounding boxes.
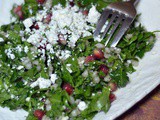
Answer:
[30,77,51,89]
[61,116,69,120]
[42,115,51,120]
[39,78,51,89]
[11,94,15,99]
[0,38,4,42]
[5,49,15,60]
[17,66,24,70]
[16,45,23,52]
[27,33,41,46]
[26,97,30,102]
[24,4,100,52]
[66,64,72,73]
[30,80,39,88]
[23,18,33,28]
[87,6,100,24]
[10,54,15,59]
[11,17,16,23]
[29,9,33,15]
[36,13,44,21]
[24,46,29,53]
[94,35,102,42]
[46,44,52,50]
[50,74,58,84]
[59,50,71,60]
[77,101,87,111]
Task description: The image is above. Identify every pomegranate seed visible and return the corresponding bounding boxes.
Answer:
[33,23,39,30]
[99,65,109,78]
[69,1,75,7]
[13,6,23,20]
[58,34,67,45]
[82,10,89,16]
[93,49,104,60]
[62,83,74,95]
[99,65,109,74]
[109,93,116,102]
[108,82,117,92]
[34,110,45,120]
[37,0,46,4]
[43,13,52,24]
[30,22,39,30]
[13,6,22,13]
[85,56,95,64]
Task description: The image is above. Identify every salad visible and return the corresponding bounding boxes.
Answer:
[0,0,156,120]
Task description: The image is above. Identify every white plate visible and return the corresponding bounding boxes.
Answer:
[0,0,160,120]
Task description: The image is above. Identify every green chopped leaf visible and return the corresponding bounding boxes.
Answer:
[81,87,110,118]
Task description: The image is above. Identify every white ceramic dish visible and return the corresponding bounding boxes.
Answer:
[0,0,160,120]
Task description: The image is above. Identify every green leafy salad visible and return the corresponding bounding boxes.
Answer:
[0,0,156,120]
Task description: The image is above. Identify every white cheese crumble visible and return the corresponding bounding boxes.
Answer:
[61,116,69,120]
[50,74,58,84]
[16,45,23,52]
[42,115,51,120]
[30,77,51,89]
[77,101,88,111]
[58,50,71,60]
[87,6,101,24]
[17,65,24,70]
[5,49,15,60]
[0,37,4,42]
[23,18,33,28]
[22,4,100,61]
[11,94,15,99]
[26,97,31,102]
[24,46,29,53]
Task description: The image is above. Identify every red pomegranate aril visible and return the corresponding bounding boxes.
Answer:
[93,49,104,60]
[34,110,45,120]
[58,34,67,45]
[13,6,24,20]
[33,23,39,30]
[109,93,116,102]
[17,11,24,20]
[30,22,39,30]
[82,10,89,16]
[37,0,46,4]
[43,13,52,24]
[62,83,74,95]
[108,82,117,92]
[13,6,22,13]
[99,65,109,75]
[85,56,95,64]
[69,1,75,7]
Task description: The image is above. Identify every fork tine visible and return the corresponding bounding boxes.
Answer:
[110,17,133,47]
[105,15,124,46]
[101,13,117,39]
[94,10,110,37]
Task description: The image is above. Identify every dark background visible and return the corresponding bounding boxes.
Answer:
[116,85,160,120]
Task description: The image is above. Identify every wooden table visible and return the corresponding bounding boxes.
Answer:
[116,85,160,120]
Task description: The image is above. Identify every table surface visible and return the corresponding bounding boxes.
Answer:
[116,85,160,120]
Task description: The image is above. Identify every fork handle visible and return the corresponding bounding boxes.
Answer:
[130,0,139,6]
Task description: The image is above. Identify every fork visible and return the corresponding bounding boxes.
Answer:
[94,0,139,47]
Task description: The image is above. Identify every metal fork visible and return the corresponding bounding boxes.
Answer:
[94,0,139,47]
